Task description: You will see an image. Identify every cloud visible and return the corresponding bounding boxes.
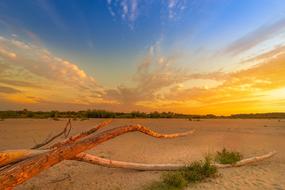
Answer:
[0,85,21,94]
[224,17,285,55]
[167,0,186,19]
[0,36,101,91]
[0,79,41,88]
[35,0,67,30]
[242,44,285,64]
[107,0,139,26]
[0,36,106,107]
[1,33,284,114]
[104,45,188,104]
[141,45,285,114]
[106,0,187,27]
[104,43,225,107]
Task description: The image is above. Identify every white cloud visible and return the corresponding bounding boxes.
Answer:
[0,36,104,99]
[167,0,186,19]
[105,0,187,27]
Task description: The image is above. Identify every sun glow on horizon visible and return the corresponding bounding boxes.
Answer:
[0,1,285,114]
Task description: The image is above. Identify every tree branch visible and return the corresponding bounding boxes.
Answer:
[49,119,112,149]
[31,119,72,149]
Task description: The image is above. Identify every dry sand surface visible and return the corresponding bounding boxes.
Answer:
[0,118,284,190]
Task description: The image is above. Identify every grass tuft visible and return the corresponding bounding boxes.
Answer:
[145,156,217,190]
[215,148,242,164]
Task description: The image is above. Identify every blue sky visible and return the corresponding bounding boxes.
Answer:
[0,0,285,113]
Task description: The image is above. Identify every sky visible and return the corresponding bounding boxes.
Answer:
[0,0,285,115]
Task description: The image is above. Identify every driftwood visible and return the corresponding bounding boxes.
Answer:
[0,149,276,172]
[0,124,194,189]
[74,151,277,170]
[0,120,112,167]
[0,149,49,168]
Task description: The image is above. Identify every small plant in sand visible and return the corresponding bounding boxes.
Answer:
[215,148,243,164]
[145,156,218,190]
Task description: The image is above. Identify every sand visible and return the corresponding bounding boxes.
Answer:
[0,118,284,190]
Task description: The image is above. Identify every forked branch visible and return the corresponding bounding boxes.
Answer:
[0,125,194,189]
[49,119,112,149]
[31,119,72,149]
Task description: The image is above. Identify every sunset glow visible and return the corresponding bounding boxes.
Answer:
[0,0,285,114]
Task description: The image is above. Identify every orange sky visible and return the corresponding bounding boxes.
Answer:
[0,1,285,114]
[0,35,285,114]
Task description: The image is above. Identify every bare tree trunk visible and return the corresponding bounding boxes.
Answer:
[0,149,49,168]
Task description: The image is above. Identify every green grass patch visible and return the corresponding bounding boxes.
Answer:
[215,148,243,164]
[144,156,218,190]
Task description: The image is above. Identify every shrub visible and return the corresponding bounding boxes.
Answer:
[181,156,217,183]
[144,156,218,190]
[215,148,242,164]
[162,172,187,188]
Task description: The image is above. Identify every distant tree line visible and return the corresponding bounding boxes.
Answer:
[0,109,284,119]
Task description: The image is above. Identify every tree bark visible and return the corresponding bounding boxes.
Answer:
[0,149,49,168]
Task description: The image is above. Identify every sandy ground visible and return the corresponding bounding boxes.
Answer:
[0,118,284,190]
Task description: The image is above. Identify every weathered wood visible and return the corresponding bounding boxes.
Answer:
[74,152,185,171]
[0,120,112,168]
[31,119,72,149]
[0,150,49,168]
[49,119,112,149]
[75,151,277,170]
[0,125,193,189]
[0,150,276,173]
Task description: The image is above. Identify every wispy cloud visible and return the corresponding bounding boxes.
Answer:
[224,17,285,55]
[35,0,67,30]
[0,79,41,88]
[106,0,188,27]
[167,0,186,19]
[107,0,139,27]
[0,35,106,106]
[140,45,285,114]
[101,41,285,114]
[0,85,21,94]
[104,42,225,108]
[0,36,99,89]
[1,34,285,113]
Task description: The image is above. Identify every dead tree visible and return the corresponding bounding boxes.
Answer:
[0,121,194,189]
